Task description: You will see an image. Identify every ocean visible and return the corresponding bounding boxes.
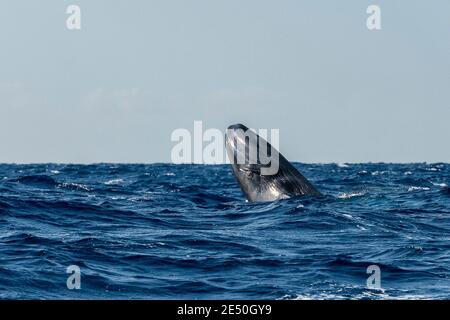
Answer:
[0,163,448,299]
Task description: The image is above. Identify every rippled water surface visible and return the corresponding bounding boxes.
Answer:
[0,163,449,299]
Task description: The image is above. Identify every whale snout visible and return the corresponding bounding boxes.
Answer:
[227,123,249,131]
[225,123,259,165]
[225,124,250,151]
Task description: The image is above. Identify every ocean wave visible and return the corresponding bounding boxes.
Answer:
[407,186,431,192]
[337,191,366,199]
[13,175,58,188]
[59,182,91,192]
[105,179,125,185]
[0,163,448,299]
[431,182,448,188]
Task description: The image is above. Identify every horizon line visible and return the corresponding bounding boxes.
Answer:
[0,161,448,165]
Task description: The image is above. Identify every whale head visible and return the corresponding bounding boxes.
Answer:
[225,124,321,202]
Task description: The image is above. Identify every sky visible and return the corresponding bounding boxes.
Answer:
[0,0,449,163]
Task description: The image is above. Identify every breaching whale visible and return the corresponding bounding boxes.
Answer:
[225,124,321,202]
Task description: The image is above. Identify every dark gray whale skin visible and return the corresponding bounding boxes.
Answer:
[225,124,322,202]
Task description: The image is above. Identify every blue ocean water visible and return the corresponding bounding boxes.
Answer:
[0,163,449,300]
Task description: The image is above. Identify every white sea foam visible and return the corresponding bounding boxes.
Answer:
[337,192,365,199]
[337,163,349,168]
[431,182,447,187]
[105,179,124,185]
[286,291,431,300]
[280,285,440,300]
[60,182,90,191]
[407,186,430,192]
[283,287,388,300]
[163,172,176,176]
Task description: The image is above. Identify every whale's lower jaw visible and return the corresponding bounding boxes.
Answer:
[247,192,290,203]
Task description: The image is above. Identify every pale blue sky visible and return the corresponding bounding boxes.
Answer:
[0,0,449,163]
